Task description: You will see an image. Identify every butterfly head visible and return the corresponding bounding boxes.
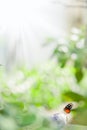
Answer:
[64,103,73,114]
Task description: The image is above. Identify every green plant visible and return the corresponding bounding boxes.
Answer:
[0,27,87,129]
[45,27,87,82]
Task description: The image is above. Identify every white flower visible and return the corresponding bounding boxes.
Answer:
[51,103,73,128]
[71,34,79,41]
[52,113,67,125]
[71,28,81,34]
[71,53,77,60]
[76,39,85,49]
[59,46,68,53]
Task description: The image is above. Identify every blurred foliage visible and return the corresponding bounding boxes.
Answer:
[45,27,87,82]
[44,27,87,125]
[0,27,87,129]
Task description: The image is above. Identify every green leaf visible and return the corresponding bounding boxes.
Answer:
[75,67,83,82]
[63,91,86,102]
[18,113,36,127]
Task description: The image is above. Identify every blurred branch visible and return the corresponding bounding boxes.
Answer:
[84,2,87,47]
[85,25,87,45]
[77,0,87,2]
[54,1,87,8]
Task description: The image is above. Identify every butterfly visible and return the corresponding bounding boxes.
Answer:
[64,103,73,114]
